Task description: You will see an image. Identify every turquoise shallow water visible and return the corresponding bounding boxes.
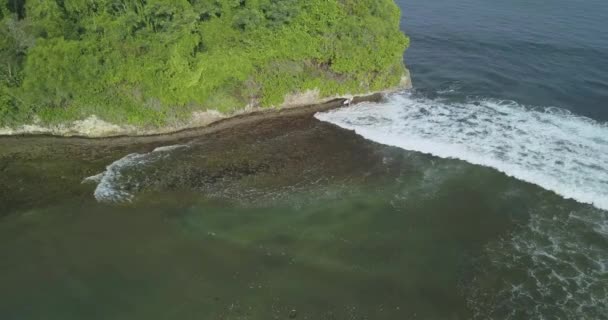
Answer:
[1,1,608,319]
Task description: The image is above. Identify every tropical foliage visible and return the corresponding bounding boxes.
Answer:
[0,0,408,127]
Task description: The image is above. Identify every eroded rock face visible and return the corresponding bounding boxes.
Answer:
[400,68,413,89]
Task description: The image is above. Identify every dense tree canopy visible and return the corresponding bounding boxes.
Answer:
[0,0,408,127]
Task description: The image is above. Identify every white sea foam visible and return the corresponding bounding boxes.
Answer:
[152,145,189,153]
[316,92,608,211]
[467,204,608,319]
[83,145,188,202]
[317,92,608,316]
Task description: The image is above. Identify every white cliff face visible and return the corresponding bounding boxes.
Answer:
[0,116,130,137]
[0,112,224,138]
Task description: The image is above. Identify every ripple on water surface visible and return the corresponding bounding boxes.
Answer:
[316,92,608,211]
[316,92,608,318]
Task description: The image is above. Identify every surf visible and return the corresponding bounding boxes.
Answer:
[83,145,189,203]
[316,92,608,211]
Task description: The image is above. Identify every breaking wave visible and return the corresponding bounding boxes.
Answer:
[83,145,188,203]
[316,92,608,211]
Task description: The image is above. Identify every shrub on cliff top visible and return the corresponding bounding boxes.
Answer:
[0,0,409,127]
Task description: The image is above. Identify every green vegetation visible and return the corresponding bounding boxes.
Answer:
[0,0,408,127]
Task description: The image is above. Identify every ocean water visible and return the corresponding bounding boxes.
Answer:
[317,0,608,318]
[1,1,607,319]
[399,0,608,121]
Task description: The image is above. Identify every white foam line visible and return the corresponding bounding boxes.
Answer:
[316,93,608,211]
[83,144,188,203]
[153,145,188,153]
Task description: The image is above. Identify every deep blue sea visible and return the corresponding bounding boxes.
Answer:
[401,0,608,121]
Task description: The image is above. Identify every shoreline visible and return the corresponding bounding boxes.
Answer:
[0,70,411,140]
[0,92,389,145]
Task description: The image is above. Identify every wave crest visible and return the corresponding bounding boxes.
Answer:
[83,145,188,203]
[316,93,608,211]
